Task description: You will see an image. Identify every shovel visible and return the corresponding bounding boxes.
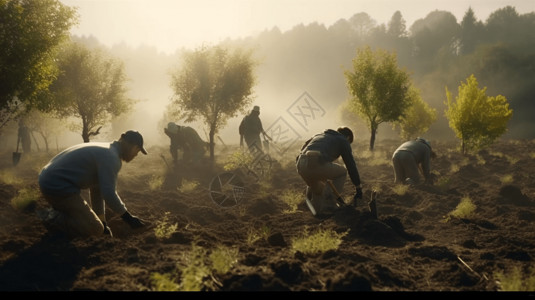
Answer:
[326,180,347,207]
[13,137,21,166]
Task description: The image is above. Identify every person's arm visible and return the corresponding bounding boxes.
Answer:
[340,142,361,187]
[97,157,127,216]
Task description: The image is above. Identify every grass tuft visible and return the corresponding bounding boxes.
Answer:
[495,265,535,291]
[281,189,303,213]
[11,188,40,211]
[392,184,409,195]
[444,196,476,222]
[154,212,178,239]
[291,227,348,255]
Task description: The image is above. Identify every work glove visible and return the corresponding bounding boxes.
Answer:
[352,186,363,207]
[102,221,113,237]
[121,211,146,229]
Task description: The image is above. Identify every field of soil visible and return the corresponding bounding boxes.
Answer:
[0,138,534,292]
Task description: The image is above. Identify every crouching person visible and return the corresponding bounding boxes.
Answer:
[296,127,363,216]
[392,137,437,186]
[38,130,149,238]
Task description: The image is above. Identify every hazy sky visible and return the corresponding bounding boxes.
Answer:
[60,0,534,54]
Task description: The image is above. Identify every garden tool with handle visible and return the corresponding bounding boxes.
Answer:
[326,180,347,208]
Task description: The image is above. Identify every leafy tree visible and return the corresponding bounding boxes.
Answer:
[348,12,376,37]
[344,46,411,150]
[445,74,513,154]
[393,85,437,140]
[0,0,77,130]
[45,42,131,142]
[169,45,256,165]
[387,11,407,37]
[410,10,460,72]
[458,7,484,55]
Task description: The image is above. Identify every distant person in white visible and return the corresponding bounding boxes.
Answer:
[38,130,148,238]
[392,137,436,186]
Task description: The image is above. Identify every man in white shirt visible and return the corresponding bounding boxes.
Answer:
[38,130,148,238]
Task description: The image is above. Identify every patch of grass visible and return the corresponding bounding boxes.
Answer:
[495,265,535,291]
[0,170,23,185]
[209,245,239,275]
[11,188,40,211]
[280,189,303,213]
[154,212,178,239]
[450,164,460,173]
[436,176,451,192]
[177,243,212,291]
[150,272,180,291]
[150,242,239,292]
[504,154,519,165]
[180,179,199,192]
[392,184,409,195]
[149,174,163,191]
[500,174,513,185]
[443,196,476,222]
[291,227,348,255]
[245,225,271,245]
[489,151,504,158]
[223,150,254,171]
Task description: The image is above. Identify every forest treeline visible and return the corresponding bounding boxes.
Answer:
[106,5,535,141]
[2,4,534,152]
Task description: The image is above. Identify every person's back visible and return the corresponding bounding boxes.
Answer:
[242,114,262,135]
[392,138,433,185]
[394,140,430,164]
[39,142,122,205]
[297,127,362,215]
[182,126,206,151]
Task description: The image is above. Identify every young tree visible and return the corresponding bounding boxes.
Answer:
[0,0,77,130]
[445,74,513,154]
[393,85,437,140]
[169,45,256,166]
[45,42,131,142]
[344,46,411,150]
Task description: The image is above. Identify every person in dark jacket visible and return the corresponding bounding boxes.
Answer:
[38,130,148,238]
[164,122,207,164]
[296,127,363,215]
[239,106,271,154]
[392,137,436,185]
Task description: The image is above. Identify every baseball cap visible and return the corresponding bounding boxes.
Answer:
[121,130,148,155]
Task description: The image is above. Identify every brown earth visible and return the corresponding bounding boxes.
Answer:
[0,138,534,292]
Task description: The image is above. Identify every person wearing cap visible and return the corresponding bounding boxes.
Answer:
[164,122,207,164]
[392,137,437,185]
[296,127,363,216]
[239,105,271,154]
[38,130,148,238]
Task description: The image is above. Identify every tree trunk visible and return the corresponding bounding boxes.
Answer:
[30,131,39,152]
[369,125,377,151]
[209,125,216,171]
[82,126,90,143]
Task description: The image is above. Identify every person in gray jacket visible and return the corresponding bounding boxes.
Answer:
[296,127,363,215]
[38,130,148,238]
[392,137,436,185]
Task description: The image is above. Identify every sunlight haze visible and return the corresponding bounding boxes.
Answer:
[61,0,535,54]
